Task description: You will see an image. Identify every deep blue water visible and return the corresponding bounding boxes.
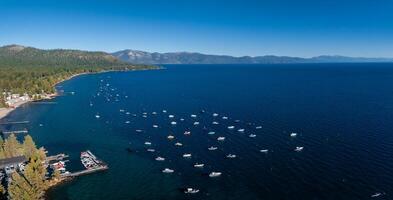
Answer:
[2,64,393,200]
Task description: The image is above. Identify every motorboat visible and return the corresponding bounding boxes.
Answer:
[237,129,245,132]
[168,115,175,118]
[167,135,175,140]
[162,168,174,173]
[95,114,100,119]
[184,131,191,135]
[147,148,155,152]
[208,146,218,151]
[260,149,269,153]
[194,163,204,168]
[227,126,235,130]
[226,154,237,158]
[171,121,177,125]
[222,116,228,120]
[191,114,197,118]
[153,125,159,128]
[125,121,130,124]
[213,113,219,117]
[217,137,225,141]
[212,121,219,125]
[208,131,215,135]
[155,157,165,161]
[249,134,257,138]
[193,122,200,125]
[256,126,262,129]
[144,141,152,146]
[184,188,200,194]
[295,146,304,152]
[209,172,222,177]
[183,153,192,158]
[175,142,183,146]
[135,129,143,133]
[290,132,297,137]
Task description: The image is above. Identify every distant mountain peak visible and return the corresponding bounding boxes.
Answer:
[112,49,393,64]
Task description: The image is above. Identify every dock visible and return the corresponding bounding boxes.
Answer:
[0,121,29,125]
[2,130,28,134]
[46,153,69,162]
[62,150,108,178]
[62,165,108,177]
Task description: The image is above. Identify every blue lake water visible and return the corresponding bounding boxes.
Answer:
[2,64,393,199]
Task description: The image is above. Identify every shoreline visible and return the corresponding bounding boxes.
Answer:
[0,66,161,121]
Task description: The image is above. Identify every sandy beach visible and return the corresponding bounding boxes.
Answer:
[0,99,31,120]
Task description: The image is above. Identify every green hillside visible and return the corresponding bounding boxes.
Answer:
[0,45,155,106]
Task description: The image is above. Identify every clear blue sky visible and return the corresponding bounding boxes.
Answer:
[1,0,393,57]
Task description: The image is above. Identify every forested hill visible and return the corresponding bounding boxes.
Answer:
[0,45,155,107]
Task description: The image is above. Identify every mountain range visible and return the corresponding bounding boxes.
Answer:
[112,50,393,64]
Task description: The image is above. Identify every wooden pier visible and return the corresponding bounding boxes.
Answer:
[46,153,69,162]
[2,130,28,134]
[62,165,108,177]
[0,121,29,125]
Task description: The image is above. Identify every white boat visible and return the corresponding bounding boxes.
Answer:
[237,129,245,132]
[119,109,125,112]
[217,137,225,141]
[175,142,183,146]
[212,113,219,117]
[171,121,177,125]
[144,142,152,145]
[95,114,100,119]
[152,112,157,115]
[208,146,218,151]
[162,168,174,173]
[125,121,130,124]
[180,118,185,121]
[168,115,175,118]
[153,125,159,128]
[249,134,257,138]
[194,163,204,168]
[135,129,143,133]
[212,121,219,125]
[184,188,200,194]
[162,110,167,113]
[227,126,235,130]
[371,193,383,198]
[295,146,304,152]
[226,154,237,158]
[260,149,269,153]
[290,132,297,137]
[126,112,130,115]
[222,116,228,120]
[256,126,262,129]
[234,120,240,123]
[193,122,200,125]
[155,157,165,161]
[183,153,192,158]
[147,148,155,152]
[167,135,175,140]
[208,131,215,135]
[209,172,222,177]
[191,114,197,118]
[184,131,191,135]
[142,115,147,118]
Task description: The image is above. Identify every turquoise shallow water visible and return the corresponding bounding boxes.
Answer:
[2,64,393,200]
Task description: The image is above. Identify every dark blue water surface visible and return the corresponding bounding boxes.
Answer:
[2,64,393,200]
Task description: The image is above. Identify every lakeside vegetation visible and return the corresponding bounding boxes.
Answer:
[0,134,51,200]
[0,45,156,106]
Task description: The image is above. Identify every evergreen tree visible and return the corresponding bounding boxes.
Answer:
[8,172,38,200]
[3,134,22,158]
[22,135,37,159]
